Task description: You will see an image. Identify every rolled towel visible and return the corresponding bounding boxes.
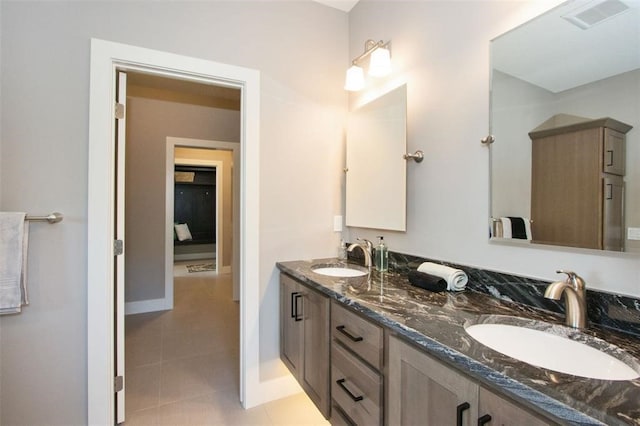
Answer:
[407,270,447,292]
[417,262,468,291]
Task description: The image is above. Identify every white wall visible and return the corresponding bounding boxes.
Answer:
[346,0,640,298]
[0,1,347,424]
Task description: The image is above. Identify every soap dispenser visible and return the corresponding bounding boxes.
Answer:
[374,236,388,272]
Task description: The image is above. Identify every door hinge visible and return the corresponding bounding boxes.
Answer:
[115,103,125,120]
[114,239,124,256]
[114,375,124,393]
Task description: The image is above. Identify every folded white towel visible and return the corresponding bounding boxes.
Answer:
[499,217,531,240]
[0,212,29,314]
[417,262,468,291]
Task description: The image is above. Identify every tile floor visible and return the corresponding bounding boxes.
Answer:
[124,262,329,425]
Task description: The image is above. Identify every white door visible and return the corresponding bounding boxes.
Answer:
[114,70,127,423]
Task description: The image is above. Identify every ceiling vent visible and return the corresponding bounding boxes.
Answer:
[562,0,631,29]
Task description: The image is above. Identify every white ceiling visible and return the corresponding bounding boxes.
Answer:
[492,0,640,93]
[312,0,359,12]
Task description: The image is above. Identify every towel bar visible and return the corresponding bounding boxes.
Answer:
[491,218,533,223]
[25,212,63,224]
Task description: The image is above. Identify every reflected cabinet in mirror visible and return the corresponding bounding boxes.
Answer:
[346,84,407,231]
[489,0,639,252]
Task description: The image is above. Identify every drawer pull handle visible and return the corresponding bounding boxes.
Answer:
[290,292,299,319]
[336,325,363,342]
[293,293,303,322]
[607,149,614,167]
[336,378,363,402]
[606,183,613,200]
[478,414,492,426]
[456,402,470,426]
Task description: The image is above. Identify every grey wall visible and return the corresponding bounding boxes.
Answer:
[346,0,640,298]
[125,96,239,303]
[0,1,347,424]
[491,70,553,219]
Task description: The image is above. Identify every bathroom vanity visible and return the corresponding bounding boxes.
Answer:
[277,259,640,426]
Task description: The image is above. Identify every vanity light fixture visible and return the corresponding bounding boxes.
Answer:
[344,39,392,91]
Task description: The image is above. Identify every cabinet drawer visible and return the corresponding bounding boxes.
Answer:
[331,302,383,370]
[331,404,355,426]
[332,342,382,426]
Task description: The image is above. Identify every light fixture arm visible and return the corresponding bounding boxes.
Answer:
[351,39,391,65]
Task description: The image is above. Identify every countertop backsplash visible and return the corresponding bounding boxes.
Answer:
[346,246,640,338]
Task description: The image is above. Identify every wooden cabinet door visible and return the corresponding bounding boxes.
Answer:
[603,128,625,176]
[531,128,602,248]
[280,275,303,377]
[302,287,331,417]
[603,174,625,251]
[388,336,479,426]
[478,387,555,426]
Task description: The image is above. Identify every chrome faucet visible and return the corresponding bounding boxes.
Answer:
[347,238,373,275]
[544,270,587,329]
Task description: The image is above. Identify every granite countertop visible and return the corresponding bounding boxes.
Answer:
[276,258,640,426]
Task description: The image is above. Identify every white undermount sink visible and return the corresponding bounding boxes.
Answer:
[311,264,368,278]
[466,320,640,381]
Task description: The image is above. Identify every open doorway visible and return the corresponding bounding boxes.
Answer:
[168,141,240,302]
[88,39,265,426]
[122,74,241,420]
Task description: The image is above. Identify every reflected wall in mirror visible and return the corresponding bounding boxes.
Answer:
[490,0,640,252]
[346,84,407,231]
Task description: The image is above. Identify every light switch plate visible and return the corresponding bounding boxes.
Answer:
[333,215,343,232]
[628,227,640,240]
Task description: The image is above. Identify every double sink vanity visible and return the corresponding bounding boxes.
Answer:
[282,2,640,423]
[277,258,640,426]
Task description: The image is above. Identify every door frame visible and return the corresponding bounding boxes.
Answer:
[169,137,241,301]
[87,39,261,424]
[172,156,223,270]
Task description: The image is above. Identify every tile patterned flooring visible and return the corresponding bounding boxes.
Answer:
[124,263,329,425]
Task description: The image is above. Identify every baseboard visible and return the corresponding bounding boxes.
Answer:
[125,297,170,315]
[243,374,303,409]
[174,253,215,261]
[222,265,232,274]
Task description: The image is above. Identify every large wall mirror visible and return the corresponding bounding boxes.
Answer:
[490,0,639,252]
[346,84,407,231]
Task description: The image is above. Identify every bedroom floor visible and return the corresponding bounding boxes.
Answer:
[123,262,328,425]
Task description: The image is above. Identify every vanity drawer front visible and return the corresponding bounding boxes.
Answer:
[331,301,383,370]
[332,342,382,426]
[330,404,355,426]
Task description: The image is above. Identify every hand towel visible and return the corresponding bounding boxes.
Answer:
[0,212,29,314]
[500,217,532,240]
[417,262,468,291]
[407,270,447,292]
